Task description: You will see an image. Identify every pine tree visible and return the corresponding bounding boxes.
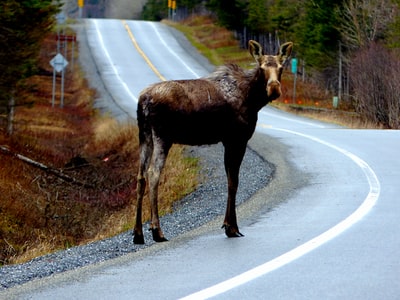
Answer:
[245,0,269,33]
[295,0,342,70]
[206,0,247,30]
[0,0,59,132]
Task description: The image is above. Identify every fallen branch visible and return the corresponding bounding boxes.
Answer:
[0,145,94,189]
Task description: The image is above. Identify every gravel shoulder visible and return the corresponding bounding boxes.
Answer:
[0,22,301,292]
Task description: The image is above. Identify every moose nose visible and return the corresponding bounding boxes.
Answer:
[267,79,281,99]
[268,79,280,88]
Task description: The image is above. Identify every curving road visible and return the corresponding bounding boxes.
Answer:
[3,19,400,299]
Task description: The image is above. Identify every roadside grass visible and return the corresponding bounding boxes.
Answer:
[164,16,246,67]
[0,29,198,265]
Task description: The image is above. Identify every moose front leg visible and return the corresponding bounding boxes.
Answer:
[222,142,247,238]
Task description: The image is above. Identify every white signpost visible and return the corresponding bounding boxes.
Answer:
[50,53,68,108]
[291,58,298,104]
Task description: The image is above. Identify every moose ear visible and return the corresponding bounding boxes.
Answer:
[278,42,293,65]
[249,40,264,63]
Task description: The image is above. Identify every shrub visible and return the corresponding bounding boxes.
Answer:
[350,43,400,128]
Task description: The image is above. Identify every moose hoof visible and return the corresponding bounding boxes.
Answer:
[133,232,145,245]
[222,224,244,238]
[151,228,168,242]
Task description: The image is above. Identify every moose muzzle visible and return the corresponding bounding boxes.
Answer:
[267,79,281,100]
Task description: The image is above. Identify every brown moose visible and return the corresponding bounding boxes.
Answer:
[134,40,293,244]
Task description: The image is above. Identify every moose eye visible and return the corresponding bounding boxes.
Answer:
[266,62,278,68]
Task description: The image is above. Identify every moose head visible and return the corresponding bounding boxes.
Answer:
[249,40,293,101]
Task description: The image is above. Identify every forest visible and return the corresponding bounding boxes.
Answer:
[0,1,60,131]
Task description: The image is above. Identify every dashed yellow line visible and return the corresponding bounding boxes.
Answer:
[122,20,166,82]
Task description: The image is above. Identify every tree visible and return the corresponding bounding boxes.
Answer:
[386,0,400,48]
[338,0,399,49]
[268,0,301,38]
[141,0,168,21]
[294,0,343,70]
[350,43,400,128]
[245,0,269,33]
[206,0,248,30]
[0,0,59,134]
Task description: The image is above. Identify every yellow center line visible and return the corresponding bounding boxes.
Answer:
[122,20,167,82]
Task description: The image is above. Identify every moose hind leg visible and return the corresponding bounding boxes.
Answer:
[148,136,171,242]
[133,137,153,244]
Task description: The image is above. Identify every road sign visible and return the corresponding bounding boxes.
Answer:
[78,0,84,8]
[56,12,66,25]
[291,58,298,74]
[50,53,68,73]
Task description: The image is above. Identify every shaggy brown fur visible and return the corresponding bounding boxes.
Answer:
[134,40,293,244]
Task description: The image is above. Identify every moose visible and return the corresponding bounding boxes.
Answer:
[134,40,293,244]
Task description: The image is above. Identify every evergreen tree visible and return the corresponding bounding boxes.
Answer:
[141,0,168,21]
[0,0,59,131]
[246,0,269,33]
[268,0,301,38]
[294,0,343,70]
[206,0,247,30]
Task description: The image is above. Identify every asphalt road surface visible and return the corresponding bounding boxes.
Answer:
[3,19,399,300]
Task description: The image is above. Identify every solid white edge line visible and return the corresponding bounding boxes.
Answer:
[180,128,380,300]
[149,22,201,79]
[260,109,326,128]
[93,19,138,103]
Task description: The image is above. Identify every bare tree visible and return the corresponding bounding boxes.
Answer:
[339,0,397,49]
[350,43,400,128]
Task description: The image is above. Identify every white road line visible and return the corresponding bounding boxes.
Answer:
[93,19,138,103]
[180,128,380,300]
[149,22,201,79]
[260,109,326,128]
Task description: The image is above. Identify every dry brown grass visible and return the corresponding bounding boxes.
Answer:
[0,30,199,265]
[164,16,242,66]
[273,102,384,129]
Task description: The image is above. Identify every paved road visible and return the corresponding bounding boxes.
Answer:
[3,19,399,299]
